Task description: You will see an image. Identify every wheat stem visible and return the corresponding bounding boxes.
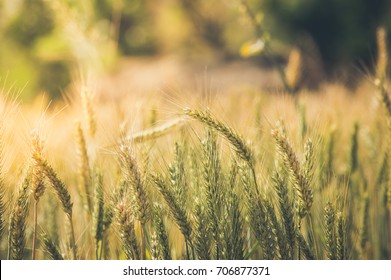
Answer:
[92,171,104,260]
[140,223,146,260]
[32,200,38,260]
[306,212,318,259]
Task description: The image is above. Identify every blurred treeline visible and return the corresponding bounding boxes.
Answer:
[0,0,390,100]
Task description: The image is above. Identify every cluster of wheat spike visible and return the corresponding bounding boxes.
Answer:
[0,28,391,260]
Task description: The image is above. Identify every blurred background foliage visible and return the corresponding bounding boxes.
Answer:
[255,0,391,73]
[0,0,390,100]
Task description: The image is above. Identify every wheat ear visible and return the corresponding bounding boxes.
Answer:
[169,143,187,211]
[272,164,295,259]
[241,164,276,259]
[76,122,92,213]
[193,199,211,260]
[185,109,253,164]
[30,131,46,259]
[152,174,193,256]
[185,108,259,195]
[324,201,336,259]
[119,144,149,259]
[272,129,313,214]
[221,192,245,260]
[202,131,222,259]
[33,151,76,259]
[41,232,63,260]
[92,171,104,260]
[9,172,30,260]
[335,212,346,260]
[81,86,97,137]
[297,231,315,260]
[152,204,171,260]
[114,200,139,260]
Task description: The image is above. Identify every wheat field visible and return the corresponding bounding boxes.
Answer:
[0,11,391,259]
[0,69,391,260]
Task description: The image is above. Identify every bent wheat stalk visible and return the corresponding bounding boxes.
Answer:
[184,108,259,195]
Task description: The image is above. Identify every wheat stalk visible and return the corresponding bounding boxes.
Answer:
[185,108,260,196]
[30,130,46,260]
[272,164,295,259]
[359,194,370,258]
[41,232,63,260]
[324,201,336,259]
[76,122,92,213]
[221,192,245,260]
[193,200,211,260]
[265,199,287,260]
[241,164,276,259]
[336,212,346,260]
[272,129,313,214]
[126,118,185,143]
[169,143,187,209]
[92,171,104,260]
[297,231,315,260]
[185,109,254,165]
[81,86,97,138]
[114,200,140,260]
[152,204,171,260]
[33,150,76,259]
[348,123,359,174]
[119,144,149,224]
[202,130,221,259]
[119,143,149,259]
[43,193,59,246]
[152,174,193,257]
[9,172,30,260]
